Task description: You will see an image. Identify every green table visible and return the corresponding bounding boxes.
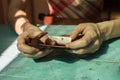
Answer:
[0,24,120,80]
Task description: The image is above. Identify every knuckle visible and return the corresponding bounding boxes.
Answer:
[95,48,99,52]
[17,43,22,51]
[89,32,97,38]
[79,23,86,26]
[78,49,86,55]
[72,49,85,55]
[91,48,98,53]
[30,48,38,54]
[17,36,21,42]
[93,33,97,38]
[24,55,31,58]
[24,54,33,58]
[82,40,89,46]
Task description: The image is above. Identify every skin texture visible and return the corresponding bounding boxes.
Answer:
[8,0,120,58]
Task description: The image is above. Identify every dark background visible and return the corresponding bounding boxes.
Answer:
[0,0,120,24]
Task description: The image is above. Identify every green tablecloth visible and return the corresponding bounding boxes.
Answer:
[0,25,120,80]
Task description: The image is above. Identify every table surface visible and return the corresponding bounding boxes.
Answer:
[0,24,120,80]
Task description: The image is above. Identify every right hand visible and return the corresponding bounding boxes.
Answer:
[65,23,105,55]
[17,23,55,59]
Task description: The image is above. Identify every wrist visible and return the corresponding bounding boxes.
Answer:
[22,22,40,32]
[97,21,114,40]
[22,22,32,32]
[15,18,29,35]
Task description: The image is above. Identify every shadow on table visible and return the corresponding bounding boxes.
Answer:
[34,37,120,63]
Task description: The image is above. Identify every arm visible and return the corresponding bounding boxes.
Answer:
[97,19,120,40]
[8,0,29,35]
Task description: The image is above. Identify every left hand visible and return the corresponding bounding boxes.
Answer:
[17,23,55,59]
[65,23,105,55]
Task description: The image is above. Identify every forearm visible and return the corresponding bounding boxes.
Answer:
[97,19,120,40]
[8,0,29,35]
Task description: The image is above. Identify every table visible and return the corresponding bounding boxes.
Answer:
[0,24,120,80]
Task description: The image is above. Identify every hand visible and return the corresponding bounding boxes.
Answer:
[65,23,105,55]
[17,23,55,59]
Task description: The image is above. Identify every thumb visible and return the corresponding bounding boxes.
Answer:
[66,33,93,49]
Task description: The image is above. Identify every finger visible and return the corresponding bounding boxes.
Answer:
[17,34,39,54]
[23,51,44,59]
[40,36,56,45]
[33,48,53,59]
[40,36,49,44]
[66,32,96,49]
[17,42,39,54]
[66,40,100,55]
[28,30,47,39]
[23,49,53,59]
[18,31,48,54]
[70,25,84,40]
